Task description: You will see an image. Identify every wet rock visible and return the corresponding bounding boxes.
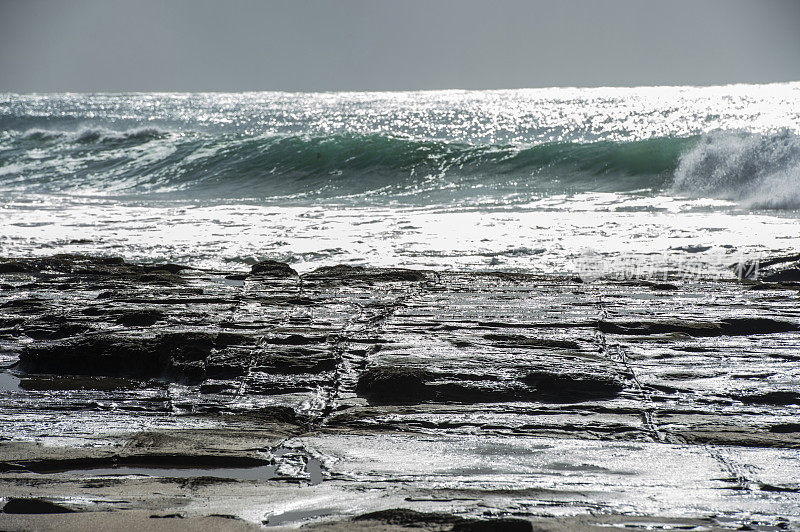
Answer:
[0,262,23,274]
[427,381,537,403]
[732,391,800,406]
[356,367,432,404]
[645,282,679,291]
[214,332,254,347]
[0,254,125,275]
[2,497,75,514]
[769,423,800,433]
[142,263,189,274]
[23,318,89,339]
[205,355,249,379]
[20,336,153,378]
[757,252,800,268]
[758,483,800,493]
[739,253,800,282]
[251,348,337,374]
[115,309,165,327]
[19,375,142,392]
[761,267,800,283]
[618,280,679,290]
[599,317,799,337]
[523,370,625,400]
[2,454,274,474]
[453,518,533,532]
[671,426,800,448]
[150,332,217,382]
[245,405,298,424]
[483,333,580,350]
[135,272,183,286]
[199,381,236,394]
[4,254,800,521]
[304,264,427,283]
[19,332,220,383]
[265,334,329,345]
[0,255,189,283]
[353,508,464,526]
[250,260,297,278]
[0,316,24,329]
[1,298,46,313]
[353,509,533,531]
[357,364,628,406]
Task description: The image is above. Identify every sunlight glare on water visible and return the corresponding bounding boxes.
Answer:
[1,83,799,277]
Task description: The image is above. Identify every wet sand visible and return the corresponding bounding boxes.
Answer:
[0,255,799,530]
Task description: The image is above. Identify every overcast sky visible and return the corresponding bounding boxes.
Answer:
[1,0,799,92]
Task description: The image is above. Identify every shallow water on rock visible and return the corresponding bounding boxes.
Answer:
[70,464,280,481]
[0,257,798,528]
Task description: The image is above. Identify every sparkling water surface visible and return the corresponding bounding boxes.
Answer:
[2,83,799,276]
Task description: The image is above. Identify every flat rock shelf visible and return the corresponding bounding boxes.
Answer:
[0,255,799,531]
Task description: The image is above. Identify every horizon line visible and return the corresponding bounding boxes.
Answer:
[3,80,800,97]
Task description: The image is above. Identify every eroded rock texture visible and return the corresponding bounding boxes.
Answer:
[0,255,799,529]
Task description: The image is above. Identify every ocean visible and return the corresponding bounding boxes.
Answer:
[3,83,800,527]
[2,83,799,276]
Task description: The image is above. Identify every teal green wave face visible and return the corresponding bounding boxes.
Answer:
[0,84,798,208]
[0,130,695,199]
[1,85,798,276]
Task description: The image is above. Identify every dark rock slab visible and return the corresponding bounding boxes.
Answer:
[250,260,297,278]
[599,317,799,336]
[354,509,533,531]
[756,252,800,269]
[356,364,626,405]
[483,333,580,350]
[265,334,329,346]
[251,348,337,374]
[732,391,800,406]
[1,453,275,474]
[23,318,89,340]
[115,309,165,327]
[240,406,299,424]
[0,254,188,278]
[523,370,626,401]
[769,423,800,433]
[142,263,189,275]
[353,508,465,526]
[761,267,800,283]
[356,367,432,404]
[19,332,221,383]
[453,518,534,532]
[2,498,75,514]
[0,255,124,274]
[19,375,143,392]
[303,264,427,283]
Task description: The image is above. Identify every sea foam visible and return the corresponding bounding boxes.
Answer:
[672,130,800,209]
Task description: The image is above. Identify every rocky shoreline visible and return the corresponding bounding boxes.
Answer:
[1,254,799,530]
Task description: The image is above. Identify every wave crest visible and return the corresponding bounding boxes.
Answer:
[6,128,800,208]
[1,130,688,198]
[672,130,800,209]
[21,127,168,144]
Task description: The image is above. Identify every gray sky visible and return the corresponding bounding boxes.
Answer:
[1,0,799,92]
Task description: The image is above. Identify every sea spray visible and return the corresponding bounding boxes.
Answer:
[672,129,800,209]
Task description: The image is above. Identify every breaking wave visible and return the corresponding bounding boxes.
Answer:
[1,124,798,209]
[672,130,800,209]
[21,127,168,144]
[0,127,689,199]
